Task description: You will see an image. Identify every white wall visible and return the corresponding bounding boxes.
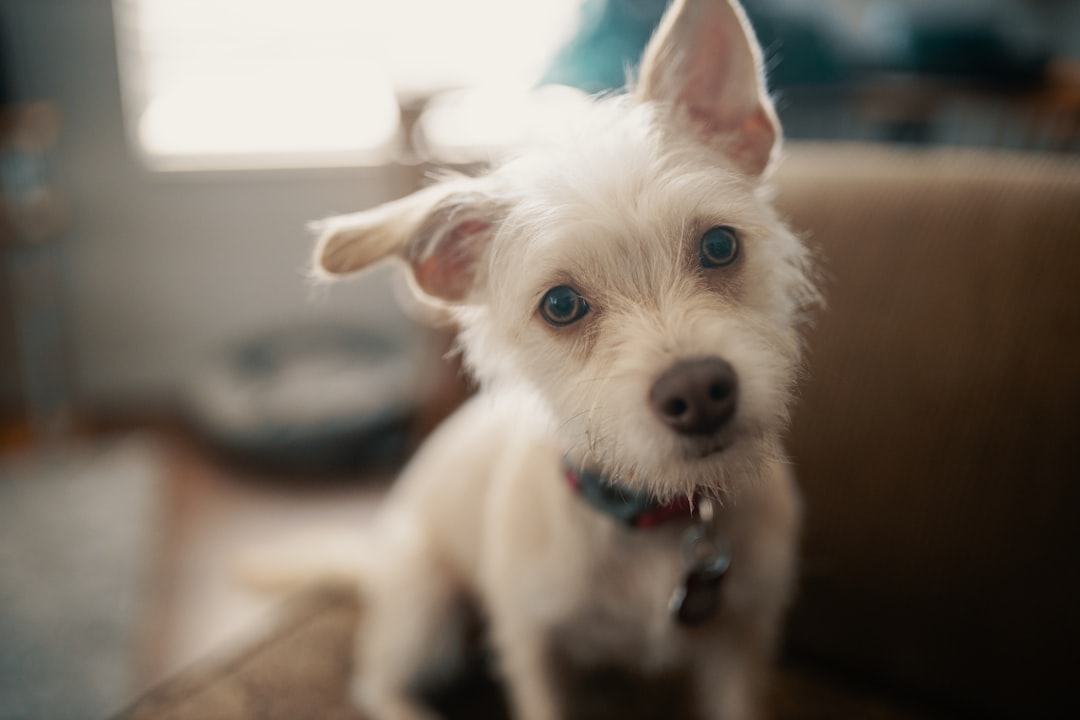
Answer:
[2,0,417,408]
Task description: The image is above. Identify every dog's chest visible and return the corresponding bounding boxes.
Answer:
[551,526,691,670]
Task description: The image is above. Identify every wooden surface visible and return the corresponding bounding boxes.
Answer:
[122,586,949,720]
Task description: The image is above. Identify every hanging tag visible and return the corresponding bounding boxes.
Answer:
[669,568,725,626]
[669,516,731,627]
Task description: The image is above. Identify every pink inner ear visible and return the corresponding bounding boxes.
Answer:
[413,219,491,302]
[686,104,775,177]
[639,0,779,177]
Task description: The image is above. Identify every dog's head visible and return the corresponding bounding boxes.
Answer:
[313,0,817,499]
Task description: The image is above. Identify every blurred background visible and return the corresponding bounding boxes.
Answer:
[0,1,1077,719]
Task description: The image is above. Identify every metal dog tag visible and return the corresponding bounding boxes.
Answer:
[669,517,731,627]
[669,568,724,626]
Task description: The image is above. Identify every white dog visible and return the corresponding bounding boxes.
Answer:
[306,1,817,718]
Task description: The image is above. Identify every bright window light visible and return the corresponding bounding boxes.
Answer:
[113,0,580,170]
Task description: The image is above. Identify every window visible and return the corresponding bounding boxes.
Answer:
[113,0,580,170]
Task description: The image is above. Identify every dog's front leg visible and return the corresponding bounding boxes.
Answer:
[490,614,562,720]
[690,630,770,720]
[348,534,460,720]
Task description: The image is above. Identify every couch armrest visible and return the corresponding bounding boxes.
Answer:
[776,144,1080,718]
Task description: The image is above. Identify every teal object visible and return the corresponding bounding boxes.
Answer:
[542,0,850,95]
[542,0,668,93]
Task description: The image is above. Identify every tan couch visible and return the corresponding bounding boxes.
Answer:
[122,144,1080,719]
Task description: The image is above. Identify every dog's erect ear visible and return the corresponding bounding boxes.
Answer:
[313,180,497,303]
[637,0,780,178]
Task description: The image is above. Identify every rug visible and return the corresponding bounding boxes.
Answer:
[0,437,163,720]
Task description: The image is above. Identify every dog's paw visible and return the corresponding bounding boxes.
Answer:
[349,674,445,720]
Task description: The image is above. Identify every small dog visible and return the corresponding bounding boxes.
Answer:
[308,1,817,718]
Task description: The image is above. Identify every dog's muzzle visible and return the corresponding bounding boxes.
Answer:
[649,357,738,436]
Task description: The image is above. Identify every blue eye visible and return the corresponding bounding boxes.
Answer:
[700,226,739,268]
[540,285,589,326]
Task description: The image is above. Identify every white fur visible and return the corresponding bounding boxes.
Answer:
[293,2,819,718]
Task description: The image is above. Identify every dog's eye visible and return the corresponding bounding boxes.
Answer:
[540,285,589,326]
[700,226,739,268]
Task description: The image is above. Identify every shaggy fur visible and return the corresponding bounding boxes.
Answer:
[298,2,818,718]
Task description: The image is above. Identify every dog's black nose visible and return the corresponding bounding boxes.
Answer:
[649,357,738,435]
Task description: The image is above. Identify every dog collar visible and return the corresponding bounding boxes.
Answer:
[564,464,696,529]
[565,463,731,625]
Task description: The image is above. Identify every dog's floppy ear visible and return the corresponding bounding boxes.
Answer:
[637,0,780,178]
[313,180,498,304]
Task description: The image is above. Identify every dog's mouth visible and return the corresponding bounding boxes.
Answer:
[678,434,733,461]
[669,416,772,468]
[691,439,729,459]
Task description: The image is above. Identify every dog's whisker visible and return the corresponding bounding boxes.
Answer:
[557,407,594,433]
[567,370,637,389]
